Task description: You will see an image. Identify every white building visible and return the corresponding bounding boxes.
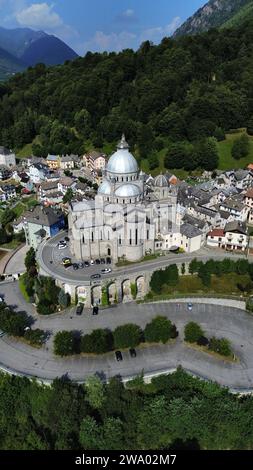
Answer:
[207,222,248,252]
[69,135,203,263]
[0,147,16,168]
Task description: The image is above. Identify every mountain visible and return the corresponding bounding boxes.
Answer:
[174,0,253,37]
[0,26,78,79]
[0,46,24,81]
[21,35,78,67]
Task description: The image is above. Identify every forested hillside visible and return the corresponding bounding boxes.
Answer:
[1,369,253,450]
[174,0,253,37]
[1,18,253,171]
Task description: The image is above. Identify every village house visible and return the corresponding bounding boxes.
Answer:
[0,146,16,168]
[46,155,60,170]
[207,221,248,252]
[83,151,107,171]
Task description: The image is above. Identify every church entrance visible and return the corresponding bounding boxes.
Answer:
[107,248,111,256]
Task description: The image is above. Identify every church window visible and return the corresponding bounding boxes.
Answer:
[147,230,149,240]
[82,235,84,244]
[135,228,138,245]
[91,232,94,242]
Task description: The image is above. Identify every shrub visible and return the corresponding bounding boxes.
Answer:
[0,307,30,337]
[144,316,176,344]
[113,323,143,349]
[184,322,204,344]
[246,297,253,312]
[81,329,113,354]
[37,300,55,315]
[58,290,70,309]
[209,337,232,357]
[54,331,75,356]
[24,328,47,346]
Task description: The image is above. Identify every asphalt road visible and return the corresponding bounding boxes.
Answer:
[0,282,253,389]
[37,231,249,285]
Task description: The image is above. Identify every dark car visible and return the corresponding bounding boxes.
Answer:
[95,259,101,264]
[76,303,84,315]
[115,350,123,361]
[65,236,70,242]
[129,348,137,358]
[106,257,111,264]
[90,274,101,279]
[100,258,106,264]
[73,263,79,271]
[84,261,90,267]
[92,305,99,315]
[78,262,84,268]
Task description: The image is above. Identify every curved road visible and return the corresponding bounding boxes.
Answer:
[0,282,253,390]
[37,231,250,285]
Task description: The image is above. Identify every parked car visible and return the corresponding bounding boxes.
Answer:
[100,258,106,264]
[115,350,123,361]
[84,261,90,267]
[76,303,84,315]
[62,257,71,265]
[73,263,79,271]
[90,259,94,265]
[129,348,137,358]
[106,257,111,264]
[0,329,5,338]
[90,274,101,279]
[58,243,66,250]
[101,268,112,274]
[0,295,4,303]
[78,262,84,268]
[95,259,101,264]
[187,303,193,311]
[64,236,70,242]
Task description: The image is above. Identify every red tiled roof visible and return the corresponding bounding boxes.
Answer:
[208,229,224,238]
[245,188,253,198]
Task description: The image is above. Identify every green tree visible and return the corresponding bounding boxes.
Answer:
[231,134,250,159]
[184,322,205,344]
[54,331,75,356]
[198,264,211,287]
[144,316,175,344]
[113,323,143,349]
[0,208,15,227]
[63,188,74,204]
[25,247,36,271]
[84,376,105,409]
[81,329,113,354]
[209,337,232,357]
[58,290,70,309]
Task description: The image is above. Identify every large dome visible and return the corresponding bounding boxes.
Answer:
[115,183,141,198]
[98,180,111,195]
[154,174,168,187]
[106,135,138,175]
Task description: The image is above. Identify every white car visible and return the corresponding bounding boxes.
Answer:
[90,259,94,265]
[58,243,66,250]
[187,303,193,311]
[101,268,112,274]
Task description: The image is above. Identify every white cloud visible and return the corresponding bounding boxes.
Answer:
[123,9,135,18]
[84,30,137,53]
[140,17,182,43]
[15,2,62,29]
[116,8,138,23]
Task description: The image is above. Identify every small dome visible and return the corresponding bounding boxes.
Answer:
[154,174,168,188]
[115,183,141,198]
[106,135,138,175]
[98,180,111,195]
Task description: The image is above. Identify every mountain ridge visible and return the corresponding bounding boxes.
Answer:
[0,26,78,81]
[174,0,253,37]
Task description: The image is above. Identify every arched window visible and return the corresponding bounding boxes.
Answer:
[91,231,94,242]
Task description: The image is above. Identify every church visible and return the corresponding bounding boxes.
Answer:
[68,135,202,262]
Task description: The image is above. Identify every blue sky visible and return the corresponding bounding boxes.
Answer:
[0,1,207,54]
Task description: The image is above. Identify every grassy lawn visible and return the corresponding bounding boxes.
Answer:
[116,253,160,267]
[149,273,251,298]
[0,239,22,250]
[18,275,30,302]
[217,131,253,170]
[16,136,41,158]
